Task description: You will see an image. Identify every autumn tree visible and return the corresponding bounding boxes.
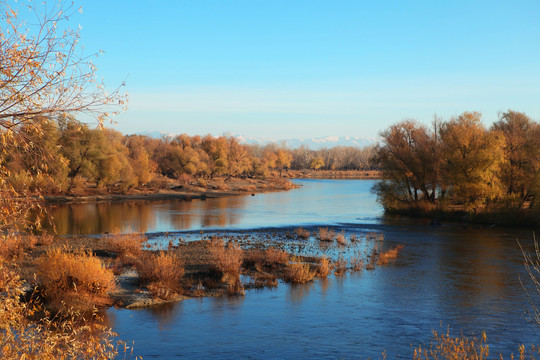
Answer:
[491,110,540,206]
[440,112,505,211]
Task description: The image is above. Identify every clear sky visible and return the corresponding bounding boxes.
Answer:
[71,0,540,138]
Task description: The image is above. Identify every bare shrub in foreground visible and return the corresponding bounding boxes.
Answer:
[136,251,184,299]
[350,252,364,271]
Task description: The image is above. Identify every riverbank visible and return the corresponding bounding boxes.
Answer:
[287,169,381,179]
[43,176,299,204]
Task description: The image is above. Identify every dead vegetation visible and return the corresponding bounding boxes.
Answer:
[136,251,184,299]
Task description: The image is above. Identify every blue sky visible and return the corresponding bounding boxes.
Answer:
[72,0,540,138]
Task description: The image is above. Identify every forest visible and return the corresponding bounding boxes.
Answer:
[2,114,376,195]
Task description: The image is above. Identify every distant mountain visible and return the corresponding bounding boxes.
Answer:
[136,131,379,150]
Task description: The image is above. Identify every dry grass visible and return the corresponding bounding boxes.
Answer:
[136,251,184,299]
[294,227,311,239]
[333,255,348,276]
[104,232,147,265]
[37,246,116,310]
[349,233,358,242]
[317,256,331,277]
[350,252,364,271]
[265,247,289,265]
[208,239,244,276]
[317,227,335,241]
[284,258,315,283]
[0,260,127,359]
[0,235,26,260]
[378,244,404,265]
[336,230,347,246]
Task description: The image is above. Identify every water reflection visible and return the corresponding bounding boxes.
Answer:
[45,180,381,235]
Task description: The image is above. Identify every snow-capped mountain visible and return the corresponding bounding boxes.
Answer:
[136,132,379,149]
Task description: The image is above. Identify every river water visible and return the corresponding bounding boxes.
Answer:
[51,179,539,358]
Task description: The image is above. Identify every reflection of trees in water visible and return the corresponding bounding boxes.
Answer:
[201,197,246,228]
[48,202,156,235]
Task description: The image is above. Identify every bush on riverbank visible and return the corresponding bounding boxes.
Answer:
[136,251,184,299]
[37,247,116,310]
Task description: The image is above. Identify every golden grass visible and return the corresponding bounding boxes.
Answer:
[412,329,540,359]
[284,258,315,283]
[317,227,335,241]
[37,246,116,310]
[104,232,147,265]
[377,244,404,265]
[265,247,289,265]
[335,230,347,246]
[317,256,331,277]
[0,260,127,359]
[333,255,348,276]
[294,227,311,239]
[208,239,244,276]
[136,251,184,299]
[0,235,26,260]
[350,252,364,271]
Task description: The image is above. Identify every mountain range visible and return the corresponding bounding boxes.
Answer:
[137,132,379,150]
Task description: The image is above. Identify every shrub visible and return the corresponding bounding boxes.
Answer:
[0,260,122,359]
[104,232,147,265]
[208,239,243,277]
[37,246,116,310]
[413,329,490,360]
[378,244,404,265]
[336,230,347,246]
[265,247,289,265]
[317,257,331,277]
[317,227,335,241]
[349,233,357,242]
[284,258,315,283]
[136,251,184,299]
[294,227,311,239]
[350,252,364,271]
[333,255,348,276]
[0,234,33,260]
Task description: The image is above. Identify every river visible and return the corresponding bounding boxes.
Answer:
[50,179,539,358]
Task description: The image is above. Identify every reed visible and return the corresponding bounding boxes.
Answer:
[104,232,147,266]
[136,251,184,299]
[294,227,311,239]
[317,227,335,241]
[333,255,348,276]
[284,258,315,283]
[317,256,331,277]
[377,244,404,265]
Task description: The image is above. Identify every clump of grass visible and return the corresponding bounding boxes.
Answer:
[294,227,311,239]
[136,251,184,299]
[350,252,364,271]
[0,235,25,260]
[317,256,331,277]
[208,239,244,276]
[265,247,289,265]
[377,244,404,265]
[349,233,357,242]
[317,227,335,241]
[333,255,348,276]
[37,246,116,310]
[413,329,490,359]
[284,257,315,283]
[36,233,55,246]
[336,230,347,246]
[104,232,147,266]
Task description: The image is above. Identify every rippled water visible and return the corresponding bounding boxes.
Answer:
[52,179,539,358]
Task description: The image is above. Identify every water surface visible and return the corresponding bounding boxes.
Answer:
[52,180,539,358]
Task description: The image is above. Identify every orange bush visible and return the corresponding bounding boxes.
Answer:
[317,227,335,241]
[333,255,348,276]
[317,257,331,277]
[294,227,311,239]
[136,251,184,299]
[37,246,116,310]
[104,232,147,265]
[284,258,315,284]
[208,239,243,276]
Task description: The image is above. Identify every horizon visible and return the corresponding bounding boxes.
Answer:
[66,0,540,138]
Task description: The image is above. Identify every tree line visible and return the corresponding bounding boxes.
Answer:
[373,110,540,216]
[1,115,377,195]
